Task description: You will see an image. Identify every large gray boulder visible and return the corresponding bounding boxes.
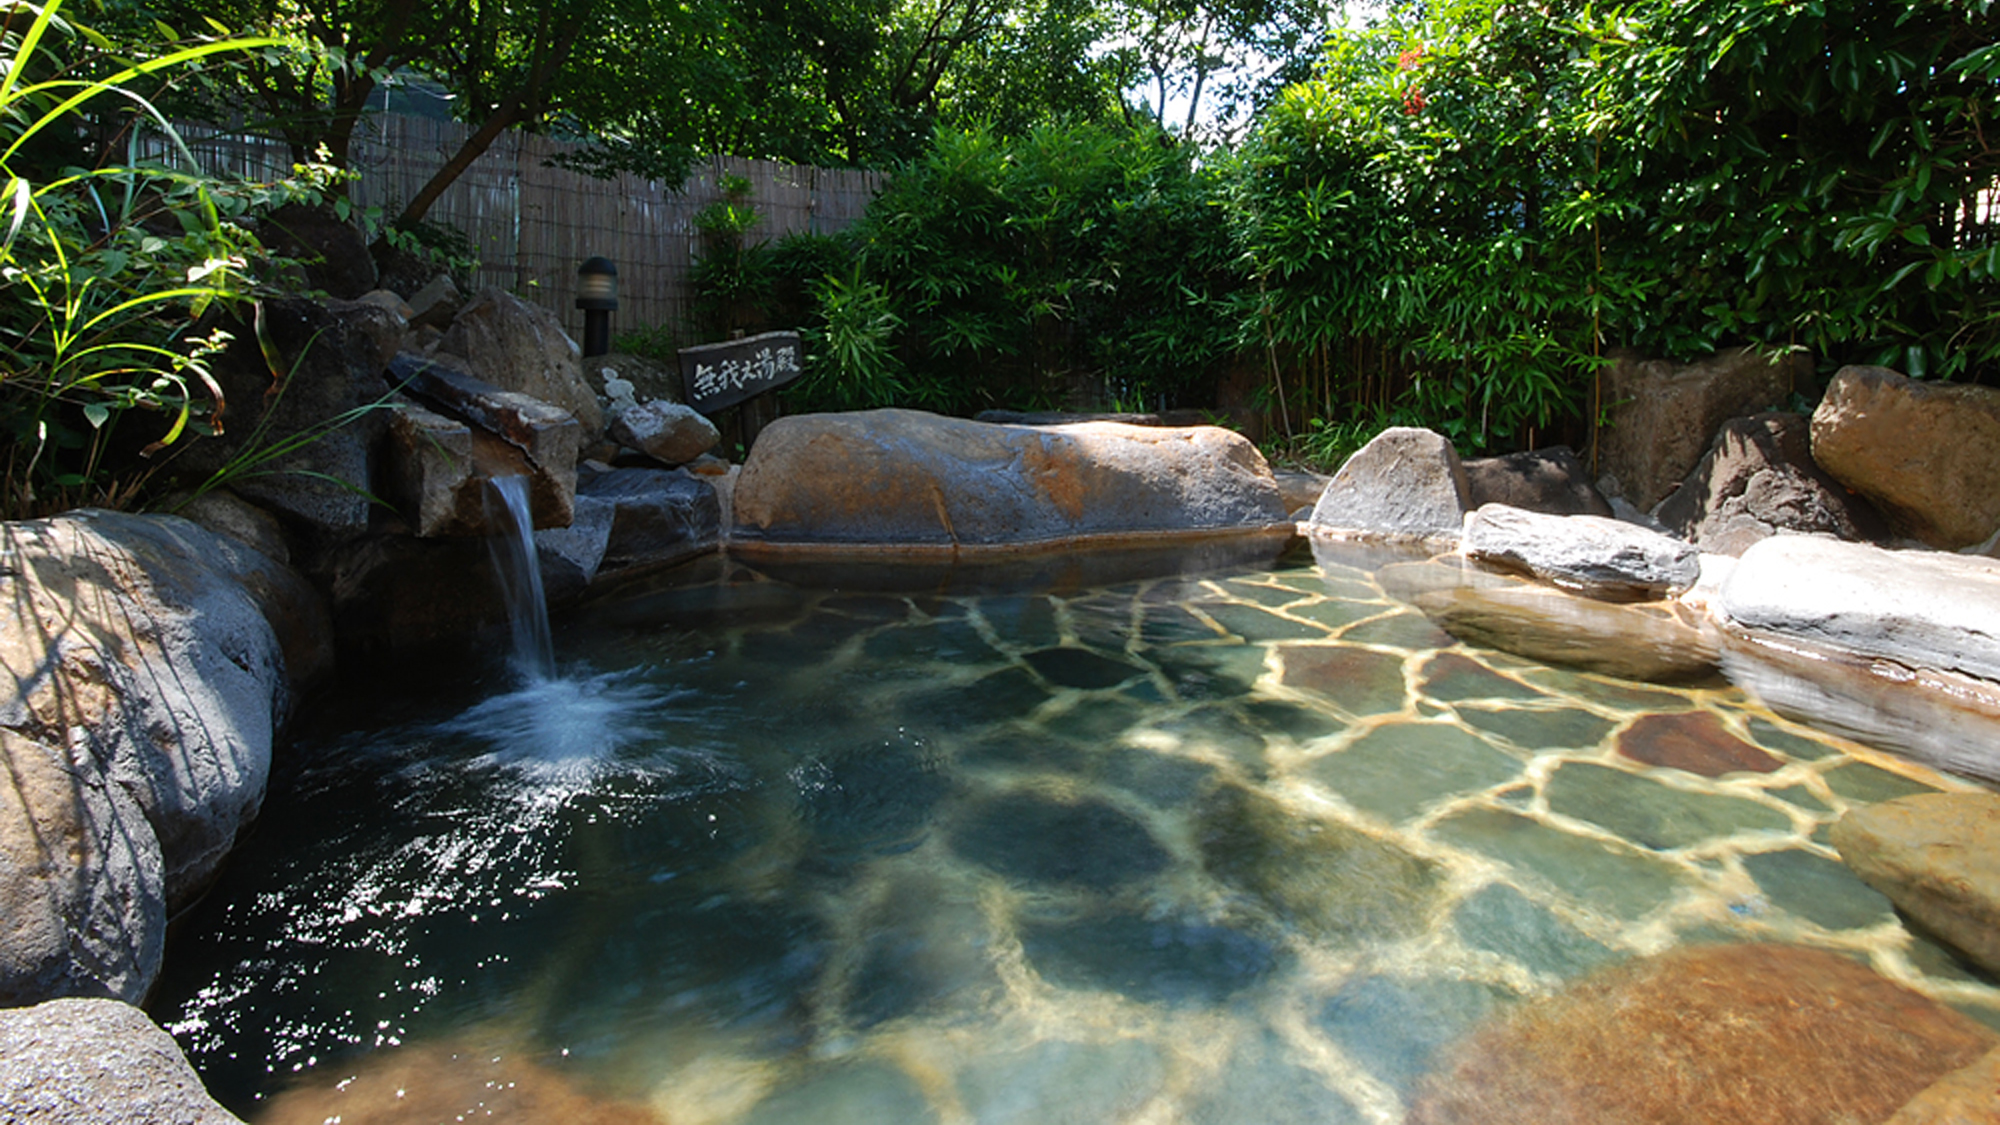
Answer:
[732,410,1287,548]
[0,730,163,1005]
[1719,536,2000,682]
[1810,365,2000,549]
[0,513,288,914]
[1599,346,1810,509]
[171,297,401,542]
[1462,504,1701,600]
[1463,447,1613,517]
[0,998,243,1124]
[438,290,605,441]
[1655,412,1887,556]
[580,466,724,574]
[1308,427,1469,541]
[1831,792,2000,977]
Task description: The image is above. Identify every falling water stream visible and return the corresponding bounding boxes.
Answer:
[484,475,556,681]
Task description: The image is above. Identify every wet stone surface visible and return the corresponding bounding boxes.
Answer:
[153,545,1998,1125]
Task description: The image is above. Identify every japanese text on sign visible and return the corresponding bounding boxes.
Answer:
[679,330,805,412]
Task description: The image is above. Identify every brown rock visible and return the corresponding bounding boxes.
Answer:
[254,1031,657,1125]
[1617,712,1781,776]
[1275,644,1409,714]
[1407,943,1999,1125]
[1831,792,2000,976]
[1811,365,2000,548]
[1655,412,1888,556]
[439,289,605,439]
[732,409,1287,549]
[380,396,545,538]
[1600,346,1810,510]
[1885,1045,2000,1125]
[389,352,581,531]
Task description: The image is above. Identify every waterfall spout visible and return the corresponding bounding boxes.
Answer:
[483,475,555,680]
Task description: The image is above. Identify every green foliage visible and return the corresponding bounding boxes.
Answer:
[0,1,281,515]
[1233,0,2000,465]
[839,121,1239,413]
[794,268,906,409]
[611,320,682,364]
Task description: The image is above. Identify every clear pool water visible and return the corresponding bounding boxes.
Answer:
[150,541,1999,1123]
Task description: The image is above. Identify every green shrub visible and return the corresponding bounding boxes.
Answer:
[840,121,1240,415]
[0,1,282,516]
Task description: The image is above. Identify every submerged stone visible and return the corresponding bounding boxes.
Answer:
[794,739,951,860]
[1339,610,1455,650]
[1307,722,1523,825]
[1274,644,1409,717]
[1318,973,1517,1093]
[958,1038,1167,1125]
[1405,943,1998,1125]
[1020,910,1280,1005]
[1099,747,1220,807]
[1202,601,1330,641]
[1149,643,1266,703]
[742,1061,935,1125]
[1745,716,1841,761]
[1543,762,1792,851]
[902,667,1051,728]
[1616,712,1782,777]
[1419,652,1548,704]
[1431,807,1689,919]
[1181,1032,1365,1125]
[253,1030,657,1125]
[1198,785,1442,943]
[1823,761,1942,804]
[948,793,1168,891]
[1022,647,1145,690]
[1456,705,1615,752]
[1240,698,1347,742]
[1451,883,1618,979]
[1740,847,1895,932]
[1410,573,1721,683]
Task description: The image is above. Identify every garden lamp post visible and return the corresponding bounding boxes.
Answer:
[576,256,618,357]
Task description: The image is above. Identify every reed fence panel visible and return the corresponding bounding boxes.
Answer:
[166,114,884,345]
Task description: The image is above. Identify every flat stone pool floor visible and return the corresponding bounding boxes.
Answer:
[152,546,1999,1124]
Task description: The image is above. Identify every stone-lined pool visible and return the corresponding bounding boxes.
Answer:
[151,540,1997,1123]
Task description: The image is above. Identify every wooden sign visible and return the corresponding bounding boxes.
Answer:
[679,330,804,412]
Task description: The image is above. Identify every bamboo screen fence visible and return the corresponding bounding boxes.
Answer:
[170,113,885,343]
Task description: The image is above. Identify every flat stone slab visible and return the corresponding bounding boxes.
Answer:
[1463,504,1700,600]
[731,409,1288,549]
[1719,536,2000,682]
[1831,792,2000,977]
